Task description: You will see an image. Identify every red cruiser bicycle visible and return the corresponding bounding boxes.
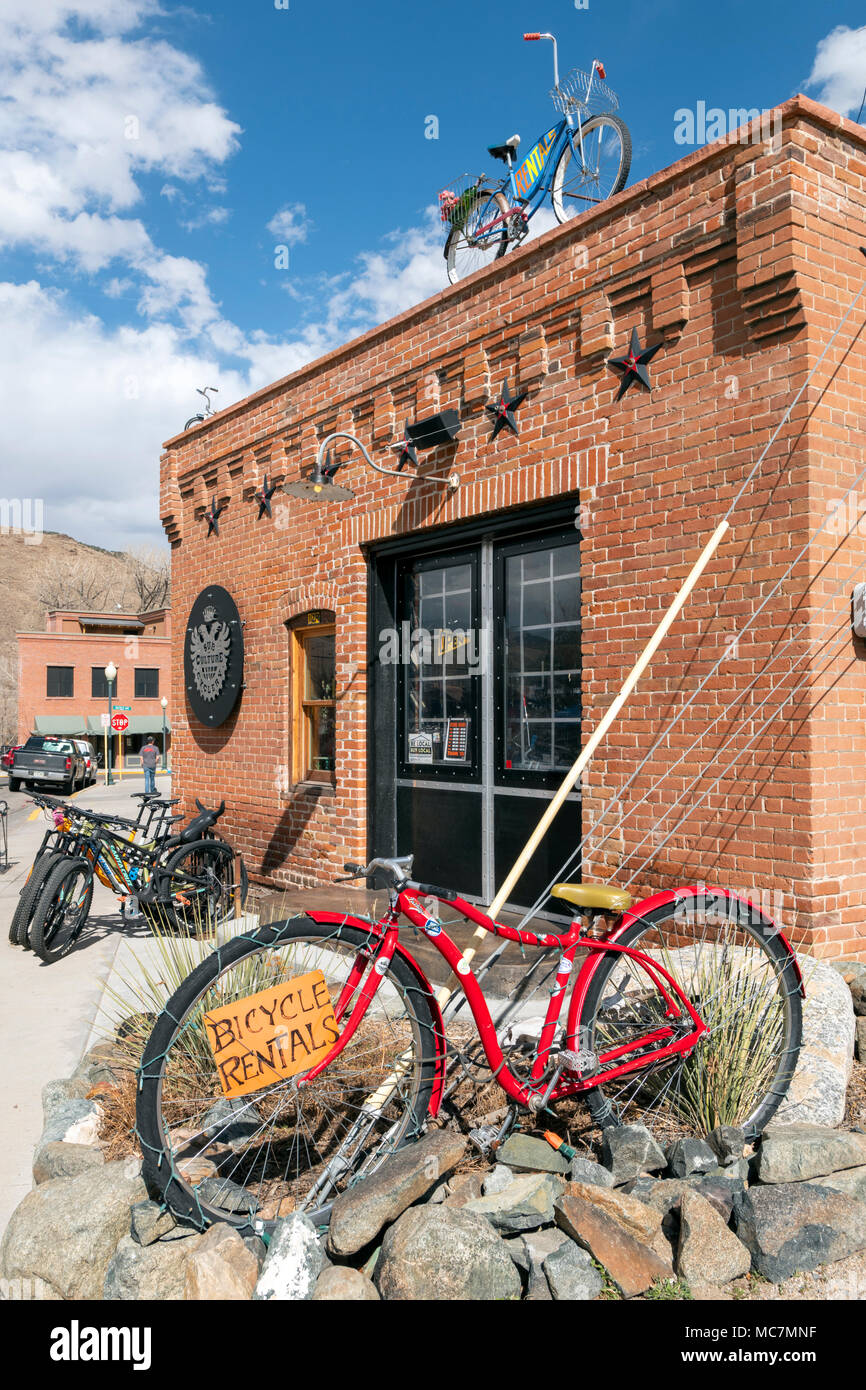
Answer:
[136,853,803,1235]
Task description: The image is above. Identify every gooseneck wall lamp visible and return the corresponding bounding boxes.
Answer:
[283,422,461,503]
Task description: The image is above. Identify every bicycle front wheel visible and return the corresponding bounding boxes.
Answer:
[8,850,60,947]
[29,857,94,963]
[575,893,802,1143]
[136,918,439,1235]
[445,192,508,285]
[551,115,631,223]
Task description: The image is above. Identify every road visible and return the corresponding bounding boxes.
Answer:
[0,772,173,1238]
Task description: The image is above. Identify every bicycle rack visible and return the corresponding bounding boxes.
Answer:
[0,800,8,872]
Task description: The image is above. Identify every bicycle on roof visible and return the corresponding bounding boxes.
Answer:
[439,32,631,285]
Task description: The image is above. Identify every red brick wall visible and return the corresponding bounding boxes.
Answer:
[161,96,866,960]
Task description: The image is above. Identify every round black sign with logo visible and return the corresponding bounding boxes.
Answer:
[184,585,244,727]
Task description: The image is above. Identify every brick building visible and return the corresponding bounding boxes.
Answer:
[17,607,172,769]
[161,96,866,961]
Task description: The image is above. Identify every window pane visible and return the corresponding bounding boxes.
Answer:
[553,543,580,577]
[134,668,159,699]
[91,667,110,699]
[306,704,335,773]
[303,633,335,700]
[503,545,581,771]
[553,625,580,671]
[47,666,73,698]
[522,581,551,628]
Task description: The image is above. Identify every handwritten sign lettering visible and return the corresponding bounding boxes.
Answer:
[203,969,339,1099]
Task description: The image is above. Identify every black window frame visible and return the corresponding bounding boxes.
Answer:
[46,665,74,699]
[134,667,160,700]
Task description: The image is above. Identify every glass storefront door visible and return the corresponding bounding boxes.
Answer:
[381,516,581,914]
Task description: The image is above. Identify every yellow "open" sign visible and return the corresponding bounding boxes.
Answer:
[203,970,339,1100]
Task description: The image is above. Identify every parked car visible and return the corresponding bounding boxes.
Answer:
[73,739,98,787]
[1,744,22,772]
[10,735,88,794]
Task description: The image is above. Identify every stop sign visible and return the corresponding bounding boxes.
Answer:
[111,712,129,733]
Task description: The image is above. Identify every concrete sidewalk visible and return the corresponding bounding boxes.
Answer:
[0,779,171,1238]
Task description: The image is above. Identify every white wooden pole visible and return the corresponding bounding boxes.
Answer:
[442,518,730,992]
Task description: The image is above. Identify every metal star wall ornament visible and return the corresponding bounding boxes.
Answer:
[394,421,419,472]
[255,474,278,518]
[204,496,224,536]
[486,379,528,440]
[607,328,664,401]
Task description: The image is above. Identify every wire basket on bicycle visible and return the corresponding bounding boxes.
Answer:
[550,66,619,118]
[436,172,489,232]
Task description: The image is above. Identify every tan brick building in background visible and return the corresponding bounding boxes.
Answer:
[17,607,172,769]
[161,96,866,960]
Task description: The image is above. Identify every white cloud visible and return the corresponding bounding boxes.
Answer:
[266,203,312,247]
[806,24,866,116]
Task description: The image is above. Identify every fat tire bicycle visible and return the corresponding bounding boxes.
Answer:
[136,853,803,1237]
[442,33,631,285]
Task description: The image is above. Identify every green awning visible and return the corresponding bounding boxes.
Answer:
[32,716,88,736]
[85,715,171,735]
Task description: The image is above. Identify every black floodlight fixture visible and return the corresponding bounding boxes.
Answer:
[284,430,460,505]
[395,409,462,469]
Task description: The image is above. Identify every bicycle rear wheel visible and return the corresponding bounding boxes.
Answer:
[136,918,439,1234]
[551,115,631,223]
[146,840,248,934]
[574,892,802,1143]
[29,857,94,963]
[445,192,508,285]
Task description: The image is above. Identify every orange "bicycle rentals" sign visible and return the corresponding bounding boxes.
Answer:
[203,969,339,1100]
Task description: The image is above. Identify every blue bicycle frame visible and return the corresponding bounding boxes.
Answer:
[471,116,585,248]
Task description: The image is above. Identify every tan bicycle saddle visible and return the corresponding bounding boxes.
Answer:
[550,882,633,913]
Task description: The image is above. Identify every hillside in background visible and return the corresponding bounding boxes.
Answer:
[0,532,170,742]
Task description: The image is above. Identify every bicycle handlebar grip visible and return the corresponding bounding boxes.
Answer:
[343,862,365,875]
[415,881,458,902]
[523,32,541,40]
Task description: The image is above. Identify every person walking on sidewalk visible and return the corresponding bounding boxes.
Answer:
[140,736,159,794]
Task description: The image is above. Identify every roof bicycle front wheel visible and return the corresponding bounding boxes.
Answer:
[445,191,509,285]
[136,917,439,1235]
[551,114,631,224]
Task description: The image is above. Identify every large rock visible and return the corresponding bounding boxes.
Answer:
[254,1214,322,1300]
[327,1130,467,1257]
[375,1205,521,1301]
[41,1076,90,1121]
[563,1181,671,1262]
[313,1267,381,1301]
[184,1223,262,1300]
[774,959,854,1127]
[32,1142,105,1186]
[733,1182,866,1281]
[543,1241,603,1301]
[463,1172,564,1233]
[805,1164,866,1202]
[676,1190,750,1286]
[852,977,866,1017]
[442,1173,484,1208]
[569,1157,614,1188]
[707,1126,746,1167]
[37,1098,102,1149]
[130,1200,176,1246]
[482,1164,514,1196]
[757,1124,866,1184]
[601,1125,667,1183]
[666,1138,717,1179]
[104,1232,204,1300]
[856,1016,866,1062]
[498,1134,569,1174]
[0,1157,146,1300]
[554,1192,672,1298]
[518,1227,572,1300]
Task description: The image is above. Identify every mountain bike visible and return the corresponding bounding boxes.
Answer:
[13,794,247,962]
[441,32,631,285]
[136,853,803,1236]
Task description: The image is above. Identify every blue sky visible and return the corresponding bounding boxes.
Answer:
[0,0,863,549]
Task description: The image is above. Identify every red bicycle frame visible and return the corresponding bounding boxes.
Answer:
[294,884,783,1114]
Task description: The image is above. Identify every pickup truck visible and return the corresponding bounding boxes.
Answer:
[10,735,88,794]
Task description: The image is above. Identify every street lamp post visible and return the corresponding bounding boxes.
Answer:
[104,661,117,786]
[160,696,168,772]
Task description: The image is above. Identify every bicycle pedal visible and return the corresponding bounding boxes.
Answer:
[557,1048,599,1076]
[468,1124,500,1157]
